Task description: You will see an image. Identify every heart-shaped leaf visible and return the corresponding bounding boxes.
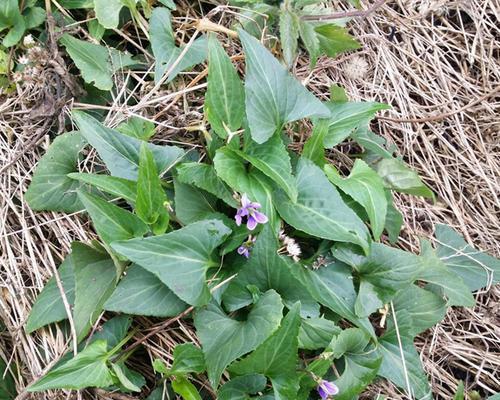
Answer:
[229,303,301,399]
[77,190,149,246]
[111,219,231,306]
[194,290,283,387]
[104,264,187,317]
[325,160,387,240]
[25,132,86,212]
[223,225,319,317]
[275,158,370,253]
[321,101,390,147]
[72,110,184,180]
[235,133,297,201]
[28,340,114,391]
[239,29,330,144]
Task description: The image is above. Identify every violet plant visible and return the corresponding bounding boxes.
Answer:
[21,8,500,400]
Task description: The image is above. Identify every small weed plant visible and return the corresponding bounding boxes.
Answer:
[3,0,498,398]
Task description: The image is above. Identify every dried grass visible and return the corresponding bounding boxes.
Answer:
[0,0,499,399]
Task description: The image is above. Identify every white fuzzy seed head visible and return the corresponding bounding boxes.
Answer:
[18,55,29,65]
[343,56,370,81]
[23,34,35,47]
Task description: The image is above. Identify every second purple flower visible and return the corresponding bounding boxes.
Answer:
[235,193,268,230]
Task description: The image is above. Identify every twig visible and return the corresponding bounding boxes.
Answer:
[196,18,238,38]
[390,302,413,399]
[378,85,500,123]
[301,0,387,21]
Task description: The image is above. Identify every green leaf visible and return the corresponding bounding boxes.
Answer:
[329,354,383,400]
[352,127,394,160]
[235,133,297,201]
[28,340,114,391]
[334,242,423,316]
[279,9,299,67]
[77,191,149,246]
[275,157,370,253]
[117,116,156,141]
[0,357,16,399]
[322,101,390,147]
[194,290,283,387]
[136,143,169,228]
[111,220,231,306]
[2,20,25,47]
[171,376,202,400]
[434,224,500,291]
[158,0,176,9]
[418,239,475,307]
[68,173,137,203]
[150,7,207,84]
[298,317,340,350]
[329,329,381,400]
[393,284,447,336]
[384,190,403,243]
[218,374,267,400]
[72,243,116,341]
[239,29,330,144]
[288,260,375,338]
[59,0,94,8]
[0,0,22,30]
[205,34,245,139]
[176,162,237,207]
[453,381,465,400]
[59,34,135,90]
[104,264,187,316]
[26,242,111,334]
[26,252,76,333]
[330,84,349,103]
[375,158,434,199]
[315,24,360,58]
[111,363,141,392]
[72,110,184,180]
[90,315,132,349]
[302,119,328,167]
[223,225,319,317]
[173,180,219,225]
[170,344,206,375]
[377,311,432,399]
[325,159,387,240]
[229,303,301,399]
[93,0,123,29]
[298,20,320,68]
[88,19,105,41]
[25,132,86,212]
[23,7,46,29]
[214,147,279,232]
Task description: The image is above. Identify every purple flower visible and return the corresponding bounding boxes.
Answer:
[317,380,339,399]
[235,193,268,230]
[237,235,256,259]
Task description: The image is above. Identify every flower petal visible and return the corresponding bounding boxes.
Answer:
[247,216,258,230]
[235,214,242,226]
[252,210,268,224]
[249,202,261,209]
[317,386,328,400]
[240,193,250,208]
[320,380,339,396]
